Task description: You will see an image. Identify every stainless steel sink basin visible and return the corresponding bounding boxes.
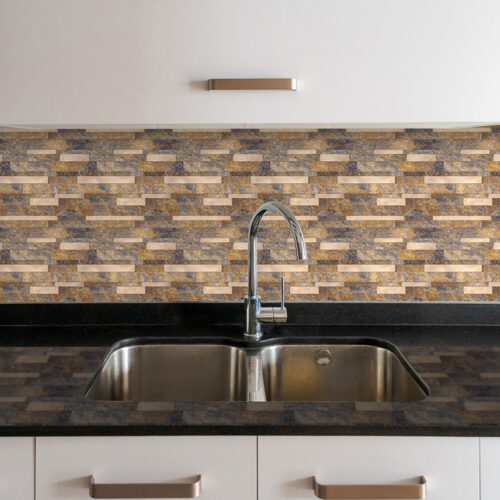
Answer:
[86,339,428,403]
[86,344,248,402]
[260,344,427,402]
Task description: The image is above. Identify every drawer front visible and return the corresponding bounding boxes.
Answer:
[259,436,479,500]
[480,437,500,500]
[37,436,256,500]
[0,437,34,500]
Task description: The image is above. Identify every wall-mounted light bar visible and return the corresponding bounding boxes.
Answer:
[207,78,297,91]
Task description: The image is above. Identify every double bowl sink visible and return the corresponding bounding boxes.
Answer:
[86,338,429,403]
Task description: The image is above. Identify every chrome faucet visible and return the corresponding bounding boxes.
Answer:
[244,202,307,341]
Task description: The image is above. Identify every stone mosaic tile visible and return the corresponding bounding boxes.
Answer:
[0,129,499,301]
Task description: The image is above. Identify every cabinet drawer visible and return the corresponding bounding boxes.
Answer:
[36,436,256,500]
[0,437,33,500]
[259,436,479,500]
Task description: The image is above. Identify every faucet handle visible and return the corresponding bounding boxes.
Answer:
[273,275,287,322]
[280,275,285,310]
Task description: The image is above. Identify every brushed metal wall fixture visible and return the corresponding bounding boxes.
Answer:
[207,78,297,90]
[89,475,201,499]
[313,475,426,499]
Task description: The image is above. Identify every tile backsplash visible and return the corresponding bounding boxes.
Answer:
[0,128,499,302]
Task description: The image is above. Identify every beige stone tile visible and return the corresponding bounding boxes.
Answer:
[424,264,482,272]
[319,153,350,161]
[251,176,308,184]
[460,149,490,155]
[377,198,405,206]
[30,286,59,294]
[347,216,404,221]
[117,286,146,294]
[463,198,492,206]
[339,264,395,272]
[461,238,490,243]
[86,216,144,221]
[0,176,48,183]
[146,153,176,161]
[78,264,135,272]
[78,176,135,183]
[27,149,57,155]
[200,238,230,243]
[164,176,221,184]
[407,153,437,161]
[338,176,395,183]
[290,286,319,294]
[233,153,263,162]
[27,238,56,243]
[424,176,482,184]
[30,198,58,206]
[203,286,232,294]
[146,242,176,250]
[114,238,143,243]
[374,149,404,155]
[464,286,492,294]
[0,265,48,272]
[172,216,231,221]
[117,198,146,206]
[433,216,490,221]
[319,242,350,250]
[374,237,404,243]
[60,153,89,162]
[406,242,436,250]
[60,242,89,250]
[164,264,222,272]
[377,286,406,294]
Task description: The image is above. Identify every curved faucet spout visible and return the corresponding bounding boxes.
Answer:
[248,202,307,299]
[245,202,307,340]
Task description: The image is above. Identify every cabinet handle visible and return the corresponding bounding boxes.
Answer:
[89,475,201,498]
[207,78,297,90]
[313,476,426,499]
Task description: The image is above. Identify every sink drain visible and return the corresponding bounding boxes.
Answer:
[315,349,333,365]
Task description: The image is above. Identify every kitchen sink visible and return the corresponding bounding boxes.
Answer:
[86,344,248,402]
[260,344,427,402]
[86,339,428,403]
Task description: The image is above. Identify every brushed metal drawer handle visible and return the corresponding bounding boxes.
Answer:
[89,475,201,498]
[207,78,297,90]
[313,476,426,499]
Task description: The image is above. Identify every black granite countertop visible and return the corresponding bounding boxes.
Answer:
[0,303,498,437]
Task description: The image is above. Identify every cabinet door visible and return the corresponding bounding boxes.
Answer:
[36,436,256,500]
[259,436,479,500]
[480,437,500,500]
[1,0,500,127]
[0,437,34,500]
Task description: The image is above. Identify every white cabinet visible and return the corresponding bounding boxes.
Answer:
[0,437,34,500]
[259,436,479,500]
[480,437,500,500]
[36,436,256,500]
[1,0,499,128]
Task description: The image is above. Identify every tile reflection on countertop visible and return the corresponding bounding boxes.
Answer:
[0,345,499,435]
